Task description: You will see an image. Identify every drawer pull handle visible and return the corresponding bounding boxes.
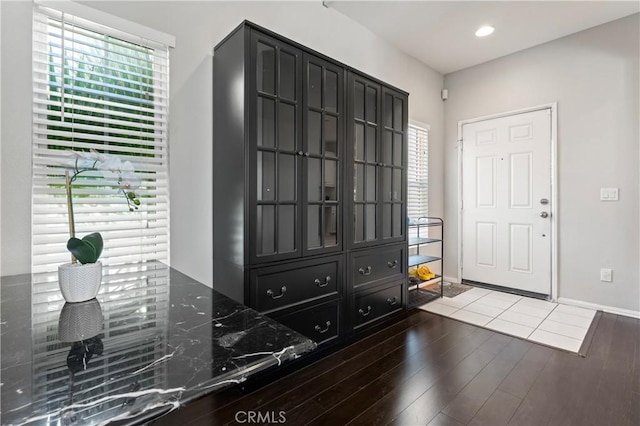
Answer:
[266,286,287,300]
[359,305,372,317]
[314,321,331,334]
[314,276,331,288]
[387,260,398,268]
[387,297,398,306]
[358,266,372,276]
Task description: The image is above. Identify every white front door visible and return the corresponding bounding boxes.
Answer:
[462,109,552,295]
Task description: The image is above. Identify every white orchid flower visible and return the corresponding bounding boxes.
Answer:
[119,160,141,191]
[65,149,100,170]
[98,156,140,190]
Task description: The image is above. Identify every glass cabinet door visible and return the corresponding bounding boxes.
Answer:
[381,88,407,243]
[303,54,343,255]
[252,32,303,262]
[349,74,408,248]
[350,74,381,247]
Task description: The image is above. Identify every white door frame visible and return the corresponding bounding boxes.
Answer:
[456,103,558,301]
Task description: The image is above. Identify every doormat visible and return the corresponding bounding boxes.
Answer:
[414,280,474,298]
[442,281,473,298]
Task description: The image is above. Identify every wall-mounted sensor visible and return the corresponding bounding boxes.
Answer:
[441,89,448,101]
[600,188,619,201]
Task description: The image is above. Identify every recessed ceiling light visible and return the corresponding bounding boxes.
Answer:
[475,26,495,37]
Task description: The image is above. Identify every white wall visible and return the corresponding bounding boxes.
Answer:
[0,1,32,278]
[0,1,444,284]
[443,15,640,312]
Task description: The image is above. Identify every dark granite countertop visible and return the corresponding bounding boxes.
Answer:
[0,262,316,425]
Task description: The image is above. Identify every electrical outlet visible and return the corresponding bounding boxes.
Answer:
[600,268,613,282]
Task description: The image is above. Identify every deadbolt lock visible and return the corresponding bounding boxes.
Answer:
[540,198,549,205]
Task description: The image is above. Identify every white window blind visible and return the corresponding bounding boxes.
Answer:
[407,124,429,220]
[32,7,170,274]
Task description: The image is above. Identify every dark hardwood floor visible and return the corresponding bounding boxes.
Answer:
[153,309,640,426]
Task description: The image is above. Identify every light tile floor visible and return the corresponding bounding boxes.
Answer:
[419,287,597,353]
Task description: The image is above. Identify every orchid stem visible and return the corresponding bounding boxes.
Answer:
[65,171,77,264]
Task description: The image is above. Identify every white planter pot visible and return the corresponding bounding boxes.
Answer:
[58,261,102,303]
[58,299,103,342]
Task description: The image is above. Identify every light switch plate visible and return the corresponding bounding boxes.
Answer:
[600,268,613,282]
[600,188,619,201]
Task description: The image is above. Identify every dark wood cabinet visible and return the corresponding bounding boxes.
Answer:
[214,21,408,347]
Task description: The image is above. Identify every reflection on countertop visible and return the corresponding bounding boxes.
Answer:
[0,262,315,425]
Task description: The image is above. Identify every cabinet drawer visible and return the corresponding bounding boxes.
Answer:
[272,300,340,345]
[353,283,403,329]
[351,245,405,288]
[251,257,341,312]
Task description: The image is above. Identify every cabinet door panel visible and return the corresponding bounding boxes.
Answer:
[325,206,338,247]
[307,157,323,202]
[278,205,296,253]
[308,62,323,109]
[324,159,338,201]
[365,165,377,201]
[257,98,276,148]
[382,129,393,165]
[365,204,377,241]
[366,86,377,123]
[382,167,392,202]
[302,54,344,255]
[325,115,338,157]
[380,88,407,245]
[393,132,403,167]
[348,73,382,248]
[279,50,297,101]
[365,125,377,163]
[325,70,339,114]
[256,205,276,255]
[383,204,392,238]
[278,103,296,151]
[348,73,407,249]
[354,81,365,120]
[256,41,276,95]
[257,151,275,201]
[354,205,364,243]
[307,111,322,155]
[307,205,322,249]
[354,123,365,161]
[250,31,303,263]
[278,153,296,201]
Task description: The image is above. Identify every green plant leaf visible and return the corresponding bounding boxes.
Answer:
[82,232,103,260]
[67,232,103,264]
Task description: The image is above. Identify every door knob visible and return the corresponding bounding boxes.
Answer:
[540,211,549,218]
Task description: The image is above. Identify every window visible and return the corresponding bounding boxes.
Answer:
[407,123,429,221]
[32,6,171,274]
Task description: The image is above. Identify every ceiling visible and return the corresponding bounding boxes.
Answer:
[328,1,640,74]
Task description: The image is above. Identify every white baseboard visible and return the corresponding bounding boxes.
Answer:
[443,276,461,284]
[557,297,640,319]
